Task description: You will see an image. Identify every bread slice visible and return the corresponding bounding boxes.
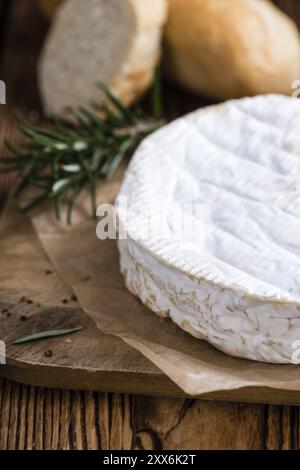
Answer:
[164,0,300,100]
[39,0,167,117]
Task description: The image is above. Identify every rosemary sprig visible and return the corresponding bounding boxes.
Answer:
[0,85,163,223]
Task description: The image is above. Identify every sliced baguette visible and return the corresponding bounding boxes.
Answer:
[164,0,300,100]
[39,0,167,117]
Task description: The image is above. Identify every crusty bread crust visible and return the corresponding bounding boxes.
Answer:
[39,0,167,116]
[112,0,168,107]
[164,0,300,100]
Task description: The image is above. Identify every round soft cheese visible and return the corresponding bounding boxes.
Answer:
[116,94,300,364]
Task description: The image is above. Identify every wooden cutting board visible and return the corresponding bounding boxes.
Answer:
[0,171,300,406]
[2,260,300,406]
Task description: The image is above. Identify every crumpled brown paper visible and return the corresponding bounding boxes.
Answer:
[19,179,300,397]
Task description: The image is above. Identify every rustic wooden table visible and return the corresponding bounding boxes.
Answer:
[0,0,300,450]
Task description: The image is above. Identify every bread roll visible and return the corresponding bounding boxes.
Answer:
[39,0,167,117]
[164,0,300,100]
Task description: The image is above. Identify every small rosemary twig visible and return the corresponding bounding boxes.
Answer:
[0,84,163,223]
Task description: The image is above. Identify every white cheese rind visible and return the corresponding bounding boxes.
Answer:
[116,94,300,363]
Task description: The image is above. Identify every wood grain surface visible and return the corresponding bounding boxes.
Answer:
[1,0,300,450]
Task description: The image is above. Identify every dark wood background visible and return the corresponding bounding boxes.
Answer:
[1,0,300,450]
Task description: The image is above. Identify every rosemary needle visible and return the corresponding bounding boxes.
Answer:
[12,327,83,345]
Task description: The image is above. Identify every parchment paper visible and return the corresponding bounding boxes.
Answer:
[13,179,299,397]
